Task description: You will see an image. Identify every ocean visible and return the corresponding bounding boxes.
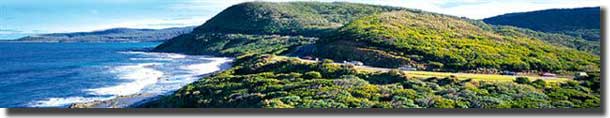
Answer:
[0,42,232,108]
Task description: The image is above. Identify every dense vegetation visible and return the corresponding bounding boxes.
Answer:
[148,2,601,108]
[491,26,600,55]
[483,7,600,41]
[15,26,194,42]
[193,2,406,37]
[155,2,409,56]
[315,11,599,72]
[142,55,600,108]
[154,33,317,56]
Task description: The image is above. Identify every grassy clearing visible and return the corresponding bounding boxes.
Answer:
[280,56,571,83]
[400,70,569,83]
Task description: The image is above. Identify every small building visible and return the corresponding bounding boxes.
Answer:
[500,71,517,76]
[575,72,588,78]
[398,65,417,71]
[353,61,364,66]
[344,61,364,66]
[541,72,557,77]
[301,56,313,60]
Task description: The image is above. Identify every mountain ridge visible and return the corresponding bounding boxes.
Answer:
[314,11,598,72]
[13,26,195,43]
[483,7,600,41]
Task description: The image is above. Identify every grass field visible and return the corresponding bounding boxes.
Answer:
[400,70,568,83]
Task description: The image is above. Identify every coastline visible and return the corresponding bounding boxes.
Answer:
[69,59,232,108]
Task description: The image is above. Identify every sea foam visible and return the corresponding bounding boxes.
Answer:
[183,57,233,75]
[86,63,164,96]
[29,96,114,108]
[30,51,232,107]
[120,51,187,59]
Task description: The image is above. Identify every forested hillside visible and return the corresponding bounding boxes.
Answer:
[483,7,600,41]
[315,11,599,72]
[192,2,406,36]
[154,2,409,56]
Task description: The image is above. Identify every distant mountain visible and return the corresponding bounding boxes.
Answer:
[14,26,195,42]
[483,7,600,41]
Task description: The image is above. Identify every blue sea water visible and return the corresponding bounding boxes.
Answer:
[0,42,232,108]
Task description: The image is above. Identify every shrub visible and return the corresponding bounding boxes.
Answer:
[431,96,456,108]
[303,71,323,79]
[514,77,530,84]
[322,59,335,64]
[530,79,546,88]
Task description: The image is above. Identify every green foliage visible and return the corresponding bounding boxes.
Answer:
[578,72,601,92]
[492,26,600,55]
[530,79,546,88]
[303,71,322,79]
[155,33,317,56]
[484,7,600,41]
[514,77,530,84]
[194,2,406,37]
[154,2,409,56]
[142,55,600,108]
[316,11,599,72]
[146,2,601,109]
[322,59,335,64]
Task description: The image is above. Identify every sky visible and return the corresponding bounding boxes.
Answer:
[0,0,600,39]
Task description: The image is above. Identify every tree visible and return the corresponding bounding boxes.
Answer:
[530,79,546,88]
[515,77,530,84]
[304,71,322,79]
[322,59,335,64]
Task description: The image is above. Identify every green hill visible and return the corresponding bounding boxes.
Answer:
[192,2,405,36]
[314,11,599,72]
[483,7,600,41]
[154,2,408,56]
[490,26,599,55]
[155,2,599,72]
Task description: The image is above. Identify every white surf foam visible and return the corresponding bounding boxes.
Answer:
[120,51,186,59]
[139,57,233,95]
[29,96,114,108]
[31,51,233,107]
[182,57,233,75]
[86,63,164,96]
[128,58,173,61]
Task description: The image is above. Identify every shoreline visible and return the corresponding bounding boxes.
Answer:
[69,59,232,108]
